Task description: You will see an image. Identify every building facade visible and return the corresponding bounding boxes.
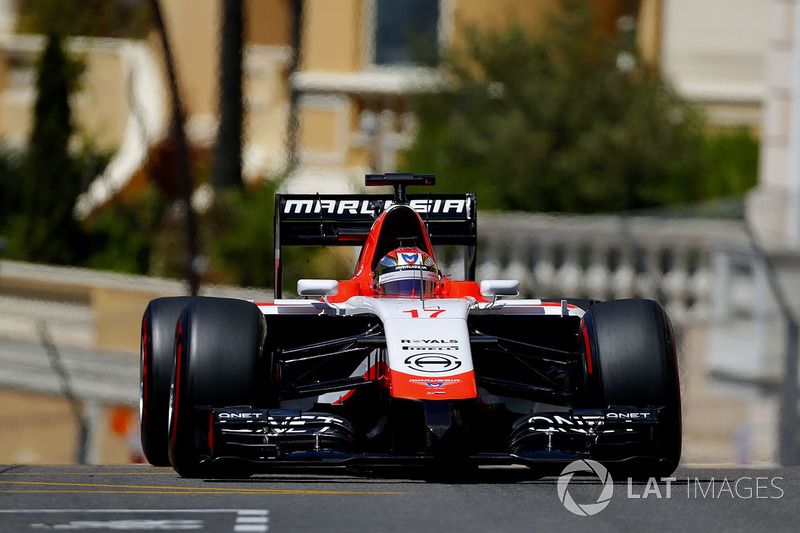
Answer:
[0,0,665,205]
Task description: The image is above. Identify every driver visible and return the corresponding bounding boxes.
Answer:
[373,247,441,297]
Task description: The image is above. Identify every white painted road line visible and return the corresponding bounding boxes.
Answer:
[235,509,269,532]
[0,509,270,532]
[30,519,204,530]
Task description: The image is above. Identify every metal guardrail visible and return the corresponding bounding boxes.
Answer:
[0,337,139,406]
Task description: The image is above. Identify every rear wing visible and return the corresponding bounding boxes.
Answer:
[274,191,477,298]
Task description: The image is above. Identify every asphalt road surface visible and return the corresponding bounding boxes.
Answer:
[0,464,797,532]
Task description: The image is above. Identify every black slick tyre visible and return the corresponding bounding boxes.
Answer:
[580,298,682,477]
[140,296,193,466]
[168,297,266,478]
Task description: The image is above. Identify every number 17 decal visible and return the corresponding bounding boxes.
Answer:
[403,309,446,318]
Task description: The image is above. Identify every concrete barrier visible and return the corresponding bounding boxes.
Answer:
[0,259,272,353]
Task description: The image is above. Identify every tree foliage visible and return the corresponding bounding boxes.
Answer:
[197,184,278,288]
[0,145,24,231]
[83,185,165,274]
[402,0,757,214]
[16,0,152,38]
[143,179,353,290]
[7,34,87,264]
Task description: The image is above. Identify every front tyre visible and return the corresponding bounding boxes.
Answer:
[168,297,266,478]
[580,299,682,477]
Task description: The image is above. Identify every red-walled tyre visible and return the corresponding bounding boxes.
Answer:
[140,296,193,466]
[168,297,266,478]
[580,298,682,478]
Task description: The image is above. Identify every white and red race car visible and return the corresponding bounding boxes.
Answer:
[140,174,681,478]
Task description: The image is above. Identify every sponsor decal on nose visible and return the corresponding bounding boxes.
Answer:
[404,353,462,373]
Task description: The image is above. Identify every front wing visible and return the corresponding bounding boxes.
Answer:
[186,405,673,473]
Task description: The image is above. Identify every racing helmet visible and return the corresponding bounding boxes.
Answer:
[373,247,440,297]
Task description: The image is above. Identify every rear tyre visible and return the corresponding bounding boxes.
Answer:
[140,296,193,466]
[168,297,266,478]
[580,299,682,477]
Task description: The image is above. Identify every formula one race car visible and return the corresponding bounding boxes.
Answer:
[140,174,681,478]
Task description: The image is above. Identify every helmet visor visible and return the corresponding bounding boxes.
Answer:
[380,279,438,297]
[377,269,439,297]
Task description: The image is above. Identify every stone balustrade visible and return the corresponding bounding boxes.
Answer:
[437,212,749,324]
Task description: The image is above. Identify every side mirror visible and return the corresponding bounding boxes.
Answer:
[479,279,520,297]
[297,279,339,297]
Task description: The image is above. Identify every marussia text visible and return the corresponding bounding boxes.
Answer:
[627,477,784,499]
[283,198,468,216]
